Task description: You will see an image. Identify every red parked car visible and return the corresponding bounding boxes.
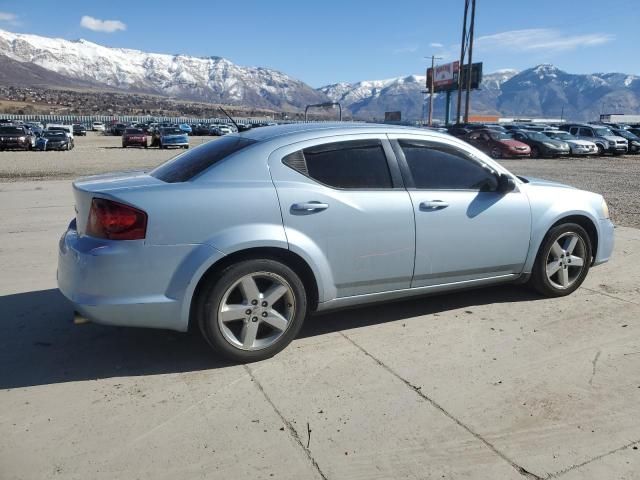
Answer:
[122,128,148,148]
[464,129,531,158]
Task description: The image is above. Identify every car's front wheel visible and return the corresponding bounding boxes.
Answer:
[490,146,502,158]
[198,259,308,362]
[530,223,592,297]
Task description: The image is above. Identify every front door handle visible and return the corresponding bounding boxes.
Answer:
[420,200,449,211]
[291,202,329,212]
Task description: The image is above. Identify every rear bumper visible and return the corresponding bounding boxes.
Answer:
[57,227,200,331]
[593,218,615,266]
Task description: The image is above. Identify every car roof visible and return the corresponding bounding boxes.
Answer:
[241,122,452,143]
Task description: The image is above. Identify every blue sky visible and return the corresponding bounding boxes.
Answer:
[0,0,638,87]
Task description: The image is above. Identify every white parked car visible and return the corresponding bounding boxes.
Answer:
[543,131,598,156]
[92,121,106,132]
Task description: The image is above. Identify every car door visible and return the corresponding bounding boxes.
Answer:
[389,134,531,288]
[268,135,415,299]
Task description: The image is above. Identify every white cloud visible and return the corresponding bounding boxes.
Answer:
[475,29,613,52]
[429,42,444,48]
[0,11,20,26]
[80,15,126,33]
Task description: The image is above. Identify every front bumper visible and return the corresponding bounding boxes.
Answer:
[57,226,198,331]
[593,218,615,266]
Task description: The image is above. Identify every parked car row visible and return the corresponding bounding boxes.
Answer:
[0,121,76,151]
[446,122,640,159]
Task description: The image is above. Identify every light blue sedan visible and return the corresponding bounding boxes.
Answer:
[58,124,614,361]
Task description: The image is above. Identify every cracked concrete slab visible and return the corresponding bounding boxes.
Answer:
[1,180,639,480]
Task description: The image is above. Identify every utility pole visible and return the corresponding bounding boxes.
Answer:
[464,0,476,123]
[426,55,442,126]
[456,0,470,124]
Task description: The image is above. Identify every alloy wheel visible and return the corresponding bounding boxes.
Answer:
[545,232,587,289]
[217,272,295,350]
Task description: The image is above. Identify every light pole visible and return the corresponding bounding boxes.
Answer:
[426,55,442,126]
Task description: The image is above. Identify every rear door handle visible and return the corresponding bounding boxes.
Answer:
[419,200,449,211]
[291,202,329,212]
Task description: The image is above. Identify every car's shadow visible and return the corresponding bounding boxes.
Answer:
[0,286,540,389]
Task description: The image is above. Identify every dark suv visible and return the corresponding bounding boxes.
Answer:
[0,125,36,150]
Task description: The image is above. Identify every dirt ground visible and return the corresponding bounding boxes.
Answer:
[1,132,640,479]
[1,132,638,228]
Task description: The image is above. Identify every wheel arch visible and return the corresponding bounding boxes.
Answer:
[188,247,320,332]
[549,214,598,262]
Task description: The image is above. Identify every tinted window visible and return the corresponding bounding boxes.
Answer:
[151,136,256,183]
[283,140,392,189]
[579,128,594,137]
[125,128,143,134]
[399,140,498,191]
[0,126,23,134]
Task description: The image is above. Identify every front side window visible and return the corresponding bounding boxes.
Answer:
[283,139,392,189]
[399,140,498,191]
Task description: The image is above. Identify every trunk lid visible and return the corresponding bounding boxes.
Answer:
[72,171,163,235]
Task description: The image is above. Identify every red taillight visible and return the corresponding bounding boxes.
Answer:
[87,198,147,240]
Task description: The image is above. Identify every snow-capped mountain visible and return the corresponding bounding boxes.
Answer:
[1,28,639,121]
[320,65,640,121]
[320,70,518,120]
[0,29,327,110]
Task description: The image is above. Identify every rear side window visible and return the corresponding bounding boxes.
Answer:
[283,139,392,189]
[151,136,256,183]
[399,140,498,191]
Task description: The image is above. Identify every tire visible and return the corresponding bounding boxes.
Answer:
[596,144,605,156]
[184,145,189,149]
[159,143,164,149]
[531,146,540,158]
[530,223,592,297]
[144,144,148,149]
[198,258,308,362]
[490,146,502,159]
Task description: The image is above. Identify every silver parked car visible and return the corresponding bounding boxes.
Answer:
[58,124,614,361]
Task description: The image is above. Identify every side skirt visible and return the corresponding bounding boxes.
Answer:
[315,273,522,312]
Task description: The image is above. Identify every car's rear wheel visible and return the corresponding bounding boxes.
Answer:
[198,259,308,362]
[530,223,591,297]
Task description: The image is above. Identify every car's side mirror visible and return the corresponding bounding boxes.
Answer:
[498,173,516,193]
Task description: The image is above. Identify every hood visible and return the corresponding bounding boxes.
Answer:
[604,135,626,143]
[541,138,568,148]
[500,139,529,149]
[518,176,575,189]
[565,139,595,147]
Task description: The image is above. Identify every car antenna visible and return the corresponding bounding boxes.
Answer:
[218,106,240,131]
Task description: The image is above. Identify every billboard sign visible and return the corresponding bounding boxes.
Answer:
[384,111,402,122]
[426,62,483,93]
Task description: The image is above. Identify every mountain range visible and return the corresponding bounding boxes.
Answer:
[1,28,639,121]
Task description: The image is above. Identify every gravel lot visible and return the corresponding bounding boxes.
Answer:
[1,132,640,479]
[0,132,638,229]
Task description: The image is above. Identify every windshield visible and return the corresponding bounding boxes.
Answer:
[489,131,511,140]
[615,130,637,140]
[125,128,144,134]
[545,131,573,140]
[43,132,66,138]
[594,128,613,137]
[162,128,183,135]
[526,131,550,141]
[0,126,24,134]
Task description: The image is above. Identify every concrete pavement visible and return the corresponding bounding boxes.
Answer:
[1,180,639,479]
